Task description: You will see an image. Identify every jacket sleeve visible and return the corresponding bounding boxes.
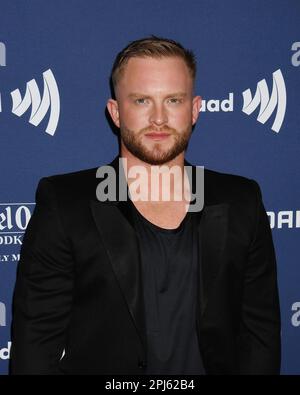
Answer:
[238,180,281,374]
[9,178,74,375]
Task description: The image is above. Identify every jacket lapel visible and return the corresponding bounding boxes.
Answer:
[90,156,147,351]
[184,159,229,317]
[90,199,147,351]
[197,203,229,317]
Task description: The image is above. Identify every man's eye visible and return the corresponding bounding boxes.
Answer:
[135,98,148,105]
[168,98,181,104]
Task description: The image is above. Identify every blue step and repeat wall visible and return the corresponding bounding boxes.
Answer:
[0,0,299,375]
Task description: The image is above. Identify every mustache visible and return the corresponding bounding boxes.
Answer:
[139,125,177,134]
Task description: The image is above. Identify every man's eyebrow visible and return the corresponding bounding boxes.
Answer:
[128,93,151,99]
[128,92,187,99]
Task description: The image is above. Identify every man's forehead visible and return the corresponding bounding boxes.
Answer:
[124,56,189,71]
[119,57,192,88]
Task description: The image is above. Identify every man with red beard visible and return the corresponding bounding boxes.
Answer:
[10,36,281,375]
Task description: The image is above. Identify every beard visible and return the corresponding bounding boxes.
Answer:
[120,124,192,165]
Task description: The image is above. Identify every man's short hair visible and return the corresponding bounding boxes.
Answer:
[111,35,197,90]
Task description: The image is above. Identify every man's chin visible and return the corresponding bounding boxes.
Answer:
[139,158,171,166]
[133,150,182,166]
[121,136,189,165]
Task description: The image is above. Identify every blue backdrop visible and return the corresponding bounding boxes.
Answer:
[0,0,299,375]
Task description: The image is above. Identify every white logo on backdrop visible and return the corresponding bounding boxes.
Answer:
[0,342,11,360]
[242,69,286,133]
[267,210,300,229]
[291,302,300,327]
[291,42,300,67]
[0,302,6,327]
[10,69,60,136]
[0,42,6,67]
[200,93,233,112]
[199,70,287,133]
[0,203,34,246]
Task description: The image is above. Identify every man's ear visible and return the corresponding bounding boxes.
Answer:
[192,96,202,125]
[107,99,120,128]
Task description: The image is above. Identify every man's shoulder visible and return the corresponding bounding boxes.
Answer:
[36,165,104,201]
[204,167,256,186]
[45,166,99,185]
[186,159,257,190]
[41,157,118,187]
[202,166,260,204]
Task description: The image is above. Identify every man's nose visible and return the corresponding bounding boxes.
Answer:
[149,103,168,126]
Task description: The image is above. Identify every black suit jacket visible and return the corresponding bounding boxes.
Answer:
[10,156,281,375]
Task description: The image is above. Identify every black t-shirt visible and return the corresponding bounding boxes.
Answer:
[130,202,205,375]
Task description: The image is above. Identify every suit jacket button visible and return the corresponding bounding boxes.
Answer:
[138,360,147,369]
